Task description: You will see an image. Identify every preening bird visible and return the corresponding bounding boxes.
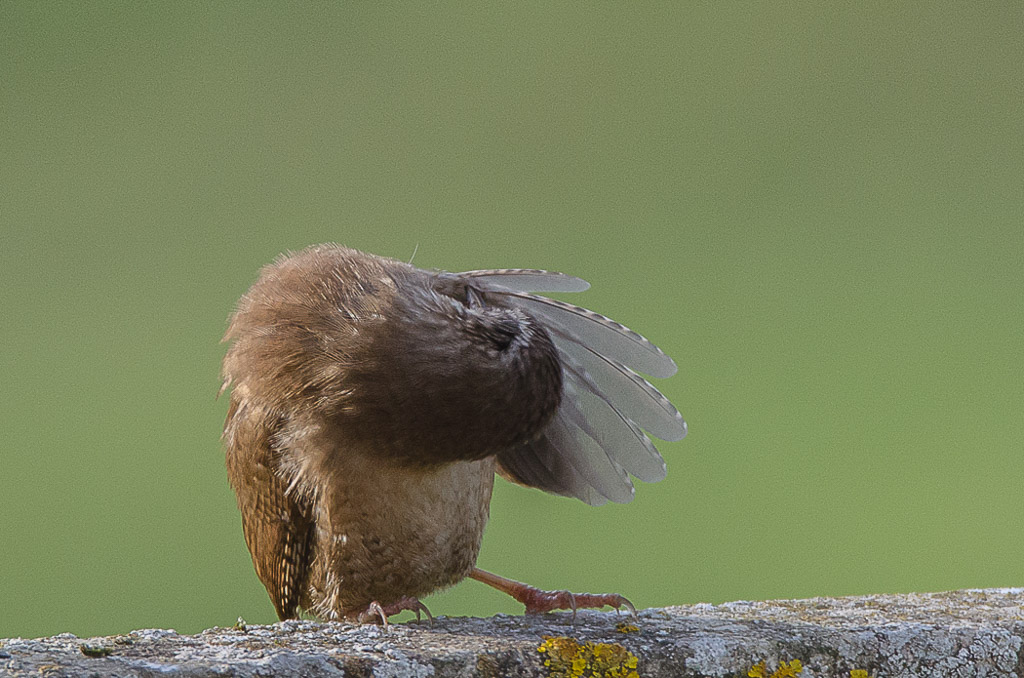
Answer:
[221,244,686,623]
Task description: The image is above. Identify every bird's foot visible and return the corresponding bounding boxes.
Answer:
[470,568,636,621]
[353,597,433,627]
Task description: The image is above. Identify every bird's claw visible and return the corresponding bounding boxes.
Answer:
[354,597,434,627]
[470,568,637,623]
[518,587,637,621]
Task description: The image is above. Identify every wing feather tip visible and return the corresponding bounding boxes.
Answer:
[657,416,687,442]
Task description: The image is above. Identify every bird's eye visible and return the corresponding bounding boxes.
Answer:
[485,317,520,351]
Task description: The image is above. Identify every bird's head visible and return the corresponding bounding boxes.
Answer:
[338,268,563,465]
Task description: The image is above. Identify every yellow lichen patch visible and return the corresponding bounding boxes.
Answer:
[850,671,872,678]
[79,643,113,658]
[748,658,803,678]
[615,621,640,634]
[537,636,639,678]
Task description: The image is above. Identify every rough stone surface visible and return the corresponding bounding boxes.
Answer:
[3,589,1024,677]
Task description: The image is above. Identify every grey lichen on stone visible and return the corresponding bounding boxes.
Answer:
[2,588,1024,677]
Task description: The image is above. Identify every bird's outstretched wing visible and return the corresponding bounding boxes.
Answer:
[223,396,314,620]
[461,269,687,506]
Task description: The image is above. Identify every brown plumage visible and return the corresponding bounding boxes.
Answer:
[221,244,685,622]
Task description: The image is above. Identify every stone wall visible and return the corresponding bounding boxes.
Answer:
[2,588,1022,677]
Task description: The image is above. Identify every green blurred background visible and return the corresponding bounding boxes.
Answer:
[2,3,1022,639]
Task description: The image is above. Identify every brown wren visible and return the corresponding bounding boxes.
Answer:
[221,244,685,623]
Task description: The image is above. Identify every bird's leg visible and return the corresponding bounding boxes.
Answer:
[470,568,636,620]
[351,597,434,627]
